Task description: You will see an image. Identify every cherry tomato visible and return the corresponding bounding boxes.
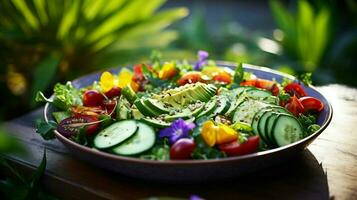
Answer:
[83,90,104,107]
[57,116,99,137]
[285,95,304,116]
[299,96,324,113]
[212,72,232,84]
[104,86,121,98]
[218,135,260,156]
[177,72,205,86]
[284,83,307,98]
[240,79,279,96]
[132,64,145,83]
[170,138,196,160]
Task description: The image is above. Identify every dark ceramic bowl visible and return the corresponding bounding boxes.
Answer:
[44,62,332,182]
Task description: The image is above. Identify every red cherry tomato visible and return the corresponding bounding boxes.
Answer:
[177,72,205,86]
[132,64,145,83]
[299,96,324,113]
[212,72,232,84]
[104,86,121,98]
[284,83,307,98]
[285,95,304,116]
[240,79,279,96]
[83,90,104,107]
[57,115,99,137]
[218,135,260,156]
[170,138,196,160]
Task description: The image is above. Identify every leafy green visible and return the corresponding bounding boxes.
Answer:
[140,139,170,161]
[297,113,319,137]
[72,127,89,146]
[298,72,313,86]
[52,111,71,123]
[0,150,57,200]
[230,62,244,89]
[52,82,83,110]
[142,64,169,87]
[35,120,57,140]
[191,135,226,160]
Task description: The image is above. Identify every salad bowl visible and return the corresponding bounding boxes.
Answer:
[44,62,332,182]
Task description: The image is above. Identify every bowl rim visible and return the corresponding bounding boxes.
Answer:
[44,62,333,165]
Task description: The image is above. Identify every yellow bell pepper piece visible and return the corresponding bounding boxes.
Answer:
[100,71,115,92]
[201,121,238,147]
[117,68,133,88]
[158,62,178,80]
[216,123,238,144]
[201,121,217,147]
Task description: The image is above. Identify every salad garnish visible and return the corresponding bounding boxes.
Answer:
[36,51,324,160]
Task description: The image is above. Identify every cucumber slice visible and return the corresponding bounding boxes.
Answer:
[116,96,131,120]
[197,98,217,118]
[213,96,230,115]
[140,117,171,128]
[245,88,272,99]
[251,108,271,135]
[257,111,275,144]
[112,122,155,155]
[144,98,170,114]
[265,112,280,147]
[272,114,304,147]
[121,85,137,104]
[94,120,138,149]
[225,96,248,117]
[134,99,158,117]
[232,100,268,124]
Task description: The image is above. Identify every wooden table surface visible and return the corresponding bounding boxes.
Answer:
[2,84,357,200]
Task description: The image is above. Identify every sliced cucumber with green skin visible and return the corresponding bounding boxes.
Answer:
[116,97,131,120]
[144,98,170,114]
[251,108,271,135]
[94,120,138,149]
[197,98,217,118]
[245,88,272,99]
[164,111,192,121]
[111,122,155,156]
[225,96,248,117]
[121,85,137,104]
[132,108,144,120]
[265,112,280,147]
[232,100,268,124]
[272,114,303,147]
[257,111,275,145]
[134,99,158,117]
[263,96,279,105]
[140,117,171,128]
[213,96,230,115]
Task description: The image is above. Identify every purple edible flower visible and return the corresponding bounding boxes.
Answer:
[159,118,196,145]
[190,195,205,200]
[194,50,209,70]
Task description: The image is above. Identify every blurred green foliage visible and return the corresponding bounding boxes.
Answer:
[0,0,187,119]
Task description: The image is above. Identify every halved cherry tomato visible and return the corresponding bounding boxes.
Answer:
[132,64,145,83]
[240,79,279,96]
[83,90,104,107]
[177,72,205,86]
[102,99,117,117]
[212,72,232,84]
[218,135,260,156]
[299,96,324,113]
[285,95,304,116]
[104,86,121,98]
[57,115,99,137]
[170,138,196,160]
[284,83,307,98]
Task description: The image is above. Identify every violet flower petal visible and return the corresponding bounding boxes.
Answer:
[194,50,209,70]
[158,118,196,145]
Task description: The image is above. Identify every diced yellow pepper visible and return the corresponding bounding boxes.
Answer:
[117,68,133,88]
[216,123,238,144]
[158,62,178,80]
[100,71,115,92]
[201,121,217,147]
[201,121,238,147]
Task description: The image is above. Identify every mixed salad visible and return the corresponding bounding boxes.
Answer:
[36,51,324,160]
